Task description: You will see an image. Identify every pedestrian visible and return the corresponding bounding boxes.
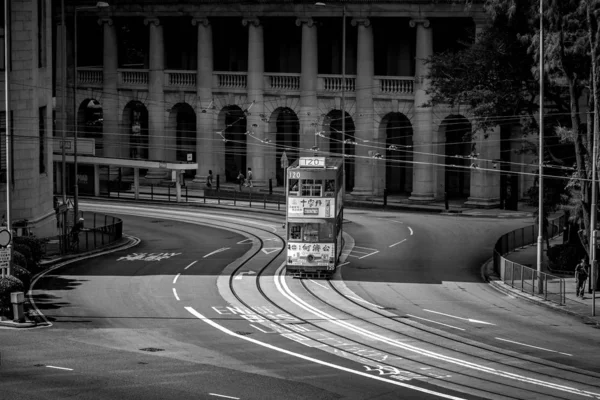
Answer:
[70,217,85,251]
[237,170,245,191]
[247,167,253,187]
[206,170,213,188]
[575,257,589,299]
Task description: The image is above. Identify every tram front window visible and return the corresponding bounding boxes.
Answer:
[288,222,333,242]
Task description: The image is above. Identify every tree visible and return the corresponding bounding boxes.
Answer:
[426,0,600,257]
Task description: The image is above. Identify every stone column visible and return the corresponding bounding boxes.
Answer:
[296,17,318,158]
[350,18,374,196]
[192,17,215,183]
[243,17,270,186]
[99,17,119,159]
[409,18,435,202]
[144,17,166,180]
[465,127,501,208]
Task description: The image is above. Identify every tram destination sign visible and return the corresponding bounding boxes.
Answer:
[299,157,326,168]
[288,197,335,218]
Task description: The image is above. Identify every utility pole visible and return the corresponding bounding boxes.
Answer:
[536,0,544,294]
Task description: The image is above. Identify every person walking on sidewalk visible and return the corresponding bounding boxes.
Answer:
[575,258,589,299]
[246,167,253,187]
[237,170,245,191]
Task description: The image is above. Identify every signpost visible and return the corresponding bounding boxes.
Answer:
[0,228,12,278]
[281,151,289,202]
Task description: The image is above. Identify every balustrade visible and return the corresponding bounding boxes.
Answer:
[215,72,247,89]
[320,75,356,93]
[166,70,196,87]
[265,73,300,91]
[76,67,103,86]
[376,76,414,94]
[119,69,149,86]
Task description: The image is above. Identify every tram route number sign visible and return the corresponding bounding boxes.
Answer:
[299,157,326,168]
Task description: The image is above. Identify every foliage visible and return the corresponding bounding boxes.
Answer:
[12,243,34,271]
[10,264,31,290]
[12,251,26,271]
[547,243,581,272]
[426,0,600,255]
[13,236,46,264]
[0,275,24,315]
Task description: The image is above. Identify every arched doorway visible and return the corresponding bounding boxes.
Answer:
[273,107,299,186]
[169,103,196,178]
[383,112,413,195]
[326,110,355,192]
[443,115,471,198]
[123,101,149,160]
[78,99,103,156]
[222,106,247,183]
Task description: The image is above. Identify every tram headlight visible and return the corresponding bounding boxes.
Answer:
[307,254,314,263]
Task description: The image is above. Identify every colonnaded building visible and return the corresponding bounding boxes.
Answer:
[54,0,537,209]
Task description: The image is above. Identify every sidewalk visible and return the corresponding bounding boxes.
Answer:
[107,180,536,219]
[483,236,600,326]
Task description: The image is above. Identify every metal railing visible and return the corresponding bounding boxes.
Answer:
[54,210,123,256]
[493,214,566,305]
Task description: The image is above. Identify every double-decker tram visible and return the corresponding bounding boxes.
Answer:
[285,157,344,279]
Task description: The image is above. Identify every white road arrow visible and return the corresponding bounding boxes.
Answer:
[234,271,256,280]
[262,248,281,255]
[423,309,496,325]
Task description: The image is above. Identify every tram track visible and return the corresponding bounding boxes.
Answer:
[217,221,571,399]
[82,202,600,399]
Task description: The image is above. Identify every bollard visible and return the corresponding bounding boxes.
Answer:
[11,292,25,323]
[444,191,449,211]
[269,179,273,195]
[151,184,154,200]
[383,189,388,208]
[249,192,252,207]
[264,194,267,209]
[216,175,220,191]
[186,186,188,202]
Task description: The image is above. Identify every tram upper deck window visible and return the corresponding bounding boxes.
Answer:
[301,179,322,196]
[289,224,302,241]
[288,222,334,242]
[324,180,335,197]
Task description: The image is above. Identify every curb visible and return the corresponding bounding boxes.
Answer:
[481,258,600,327]
[1,235,141,329]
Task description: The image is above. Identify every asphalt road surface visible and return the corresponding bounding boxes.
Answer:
[1,200,599,400]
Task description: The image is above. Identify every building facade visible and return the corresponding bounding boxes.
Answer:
[56,0,538,207]
[0,0,55,237]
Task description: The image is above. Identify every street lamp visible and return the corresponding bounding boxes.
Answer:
[73,2,109,221]
[315,2,346,193]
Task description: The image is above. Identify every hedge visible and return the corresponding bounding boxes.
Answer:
[10,264,31,290]
[12,243,34,270]
[547,243,580,272]
[13,236,46,264]
[0,275,24,316]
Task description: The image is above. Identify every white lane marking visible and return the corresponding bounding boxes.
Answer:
[234,271,256,280]
[347,295,384,309]
[204,247,230,258]
[46,366,73,371]
[262,248,281,255]
[408,227,413,235]
[376,218,404,224]
[309,279,329,290]
[184,307,466,400]
[495,338,573,356]
[406,314,465,331]
[173,273,181,284]
[338,262,350,267]
[275,269,596,397]
[237,239,253,244]
[359,251,379,259]
[389,239,407,248]
[173,288,180,301]
[184,261,197,270]
[209,393,240,399]
[423,309,495,326]
[250,324,270,333]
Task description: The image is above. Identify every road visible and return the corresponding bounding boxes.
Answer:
[1,200,599,399]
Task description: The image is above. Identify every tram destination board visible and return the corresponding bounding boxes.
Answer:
[299,157,326,168]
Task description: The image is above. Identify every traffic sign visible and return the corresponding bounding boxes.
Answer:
[0,247,11,269]
[0,228,11,247]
